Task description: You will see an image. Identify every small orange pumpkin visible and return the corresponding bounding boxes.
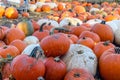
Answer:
[5,7,18,19]
[41,5,51,13]
[73,6,86,14]
[10,39,27,53]
[57,3,64,11]
[0,45,20,58]
[22,12,29,18]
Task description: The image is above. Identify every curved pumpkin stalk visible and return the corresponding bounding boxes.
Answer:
[29,46,45,60]
[49,27,70,35]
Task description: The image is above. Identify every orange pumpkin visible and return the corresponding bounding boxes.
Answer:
[10,39,27,53]
[22,12,29,18]
[66,34,79,44]
[4,28,25,45]
[64,68,95,80]
[77,37,95,49]
[73,6,86,14]
[41,5,51,12]
[35,7,41,12]
[104,14,118,21]
[91,21,114,42]
[0,45,20,58]
[5,7,18,19]
[93,41,115,60]
[0,27,5,40]
[0,6,5,18]
[79,31,101,43]
[57,3,64,11]
[99,47,120,80]
[70,25,90,37]
[32,23,49,41]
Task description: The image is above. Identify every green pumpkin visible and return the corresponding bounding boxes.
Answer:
[16,20,34,36]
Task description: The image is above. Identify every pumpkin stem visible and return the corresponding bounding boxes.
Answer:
[101,20,106,24]
[67,34,71,37]
[115,47,120,54]
[82,37,86,40]
[77,23,80,26]
[49,27,70,35]
[68,9,73,12]
[54,57,60,62]
[29,46,44,60]
[77,50,84,54]
[74,73,80,78]
[39,23,47,32]
[37,77,45,80]
[0,54,13,63]
[103,40,110,46]
[68,22,71,26]
[9,74,15,80]
[48,22,51,26]
[3,46,8,49]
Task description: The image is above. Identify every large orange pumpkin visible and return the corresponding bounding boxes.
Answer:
[44,57,67,80]
[40,28,70,57]
[11,54,45,80]
[4,28,25,45]
[5,7,18,19]
[91,21,114,42]
[99,47,120,80]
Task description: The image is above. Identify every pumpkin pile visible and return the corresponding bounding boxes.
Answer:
[1,1,120,80]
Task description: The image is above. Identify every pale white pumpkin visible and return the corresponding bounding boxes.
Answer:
[45,2,57,9]
[89,7,100,13]
[28,4,37,12]
[23,36,39,45]
[22,44,45,60]
[59,17,83,27]
[86,19,103,26]
[37,18,59,27]
[35,2,45,7]
[61,44,97,76]
[106,21,118,33]
[114,28,120,46]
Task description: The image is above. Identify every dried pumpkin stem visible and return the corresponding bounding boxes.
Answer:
[101,20,106,24]
[49,27,70,35]
[74,73,80,78]
[30,46,44,60]
[115,47,120,54]
[9,74,16,80]
[77,50,84,54]
[39,23,47,32]
[54,57,60,62]
[103,40,110,46]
